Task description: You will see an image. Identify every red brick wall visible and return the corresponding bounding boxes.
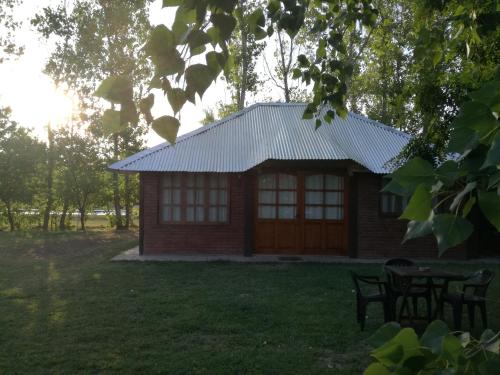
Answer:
[356,173,467,259]
[140,172,245,255]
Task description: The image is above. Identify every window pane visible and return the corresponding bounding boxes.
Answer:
[258,205,276,219]
[306,191,323,204]
[173,189,181,204]
[278,206,295,219]
[219,190,227,204]
[162,206,171,221]
[259,174,276,189]
[186,189,194,204]
[173,174,182,187]
[279,174,296,189]
[162,175,172,188]
[325,192,342,205]
[196,174,205,186]
[325,175,343,190]
[186,207,194,221]
[163,190,172,204]
[196,189,204,204]
[196,206,204,222]
[219,175,227,188]
[209,189,217,204]
[259,191,275,204]
[325,206,343,220]
[306,175,323,189]
[172,206,181,221]
[381,195,389,212]
[218,207,227,222]
[279,191,296,204]
[209,207,217,222]
[305,206,323,219]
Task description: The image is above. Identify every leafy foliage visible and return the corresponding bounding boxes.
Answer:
[364,321,500,374]
[387,74,500,253]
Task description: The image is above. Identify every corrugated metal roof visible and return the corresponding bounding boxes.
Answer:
[109,103,411,174]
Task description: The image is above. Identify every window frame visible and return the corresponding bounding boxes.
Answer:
[304,173,345,221]
[379,176,408,218]
[257,173,298,220]
[159,173,230,225]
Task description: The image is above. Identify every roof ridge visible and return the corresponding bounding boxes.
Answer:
[348,112,411,140]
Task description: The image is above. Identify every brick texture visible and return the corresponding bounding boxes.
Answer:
[141,172,245,255]
[356,173,467,259]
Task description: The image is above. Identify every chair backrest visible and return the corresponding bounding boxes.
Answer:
[467,269,495,298]
[384,258,415,267]
[350,271,362,296]
[384,258,414,291]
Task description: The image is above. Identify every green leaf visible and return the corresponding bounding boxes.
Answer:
[482,130,500,169]
[469,80,500,112]
[448,125,480,154]
[363,363,391,375]
[101,109,123,136]
[144,25,175,58]
[403,215,434,243]
[139,94,154,124]
[368,322,401,348]
[205,51,223,76]
[94,76,133,104]
[162,0,183,6]
[449,182,477,213]
[152,49,185,76]
[152,116,180,144]
[185,64,214,98]
[400,183,432,221]
[431,214,474,255]
[372,328,420,367]
[478,191,500,231]
[187,30,211,51]
[488,171,500,189]
[391,157,435,191]
[441,334,463,364]
[207,0,236,13]
[436,160,463,186]
[167,88,187,114]
[210,13,236,41]
[453,101,498,139]
[461,196,476,218]
[420,320,449,354]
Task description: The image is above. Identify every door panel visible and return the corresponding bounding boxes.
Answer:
[255,172,347,255]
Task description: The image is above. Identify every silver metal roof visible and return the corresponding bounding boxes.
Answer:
[109,103,411,174]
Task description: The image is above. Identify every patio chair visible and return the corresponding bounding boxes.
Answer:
[440,269,495,330]
[350,271,392,331]
[384,258,432,321]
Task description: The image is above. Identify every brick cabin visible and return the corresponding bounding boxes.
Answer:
[110,103,474,259]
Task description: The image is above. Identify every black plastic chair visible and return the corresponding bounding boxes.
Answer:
[384,258,432,321]
[440,269,495,330]
[350,271,392,331]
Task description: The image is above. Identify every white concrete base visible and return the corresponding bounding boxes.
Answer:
[111,247,500,264]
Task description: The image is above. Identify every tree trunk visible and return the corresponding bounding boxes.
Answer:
[124,174,131,229]
[112,134,124,229]
[79,208,85,231]
[43,123,54,231]
[238,2,248,110]
[6,201,15,232]
[59,200,69,230]
[277,31,291,103]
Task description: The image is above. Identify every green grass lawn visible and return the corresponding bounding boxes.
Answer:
[0,230,499,374]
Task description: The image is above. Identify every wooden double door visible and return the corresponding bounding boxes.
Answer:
[254,172,348,255]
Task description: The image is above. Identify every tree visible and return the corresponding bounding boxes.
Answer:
[55,128,103,230]
[33,0,152,230]
[0,0,23,64]
[0,108,44,231]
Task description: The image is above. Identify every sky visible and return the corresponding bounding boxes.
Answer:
[0,0,291,147]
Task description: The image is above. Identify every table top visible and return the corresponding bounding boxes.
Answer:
[385,265,467,280]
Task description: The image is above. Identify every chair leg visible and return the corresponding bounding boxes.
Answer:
[452,302,463,330]
[426,293,432,322]
[479,302,488,329]
[359,302,367,331]
[412,296,418,317]
[467,304,475,329]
